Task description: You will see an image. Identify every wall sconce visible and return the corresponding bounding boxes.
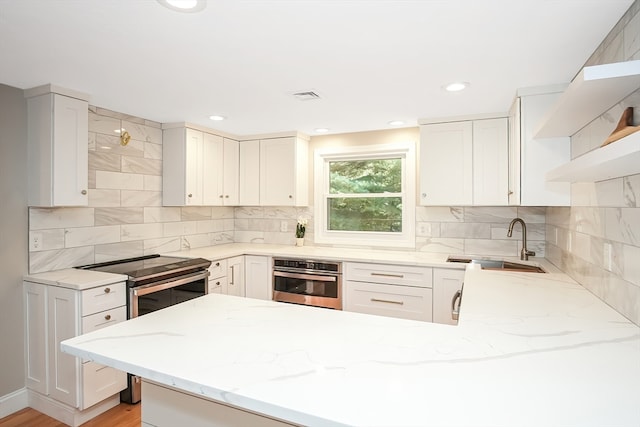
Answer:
[120,131,131,146]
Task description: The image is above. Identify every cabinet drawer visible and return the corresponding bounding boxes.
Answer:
[82,306,127,335]
[344,281,432,322]
[81,361,126,410]
[81,282,126,316]
[345,263,433,288]
[208,259,228,279]
[208,276,228,294]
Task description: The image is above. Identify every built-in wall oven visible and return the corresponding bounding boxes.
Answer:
[272,258,342,310]
[76,254,211,404]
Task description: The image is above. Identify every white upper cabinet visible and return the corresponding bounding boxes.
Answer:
[163,127,204,206]
[420,121,473,205]
[259,136,309,206]
[419,117,508,206]
[163,126,239,206]
[512,89,570,206]
[26,87,89,207]
[472,118,509,205]
[239,139,261,205]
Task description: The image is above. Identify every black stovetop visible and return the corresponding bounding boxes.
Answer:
[76,254,211,281]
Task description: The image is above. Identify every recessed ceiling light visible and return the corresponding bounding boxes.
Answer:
[315,128,329,133]
[157,0,206,13]
[388,120,405,126]
[443,82,470,92]
[209,115,225,121]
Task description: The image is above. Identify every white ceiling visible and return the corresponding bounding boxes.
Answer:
[0,0,634,136]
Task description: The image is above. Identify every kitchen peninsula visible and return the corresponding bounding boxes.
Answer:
[61,258,640,427]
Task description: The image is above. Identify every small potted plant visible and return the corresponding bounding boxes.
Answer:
[295,217,307,246]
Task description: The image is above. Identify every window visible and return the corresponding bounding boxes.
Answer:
[314,142,415,247]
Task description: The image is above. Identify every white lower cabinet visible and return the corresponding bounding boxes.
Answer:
[208,256,245,297]
[244,255,272,300]
[344,263,433,322]
[24,280,127,426]
[432,268,465,325]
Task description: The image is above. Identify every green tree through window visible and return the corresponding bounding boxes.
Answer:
[328,158,402,232]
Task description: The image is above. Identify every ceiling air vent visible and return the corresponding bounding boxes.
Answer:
[292,91,321,101]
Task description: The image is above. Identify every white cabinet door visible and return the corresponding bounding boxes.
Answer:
[27,92,88,207]
[164,128,205,206]
[260,138,296,206]
[244,255,272,300]
[25,281,48,395]
[239,139,260,205]
[519,92,570,206]
[227,256,245,297]
[222,138,239,205]
[47,286,80,407]
[202,132,223,206]
[420,121,473,205]
[259,137,308,206]
[472,118,509,205]
[432,268,465,325]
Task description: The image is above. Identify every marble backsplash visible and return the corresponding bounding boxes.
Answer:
[544,0,640,326]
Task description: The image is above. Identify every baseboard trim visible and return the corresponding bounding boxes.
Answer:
[0,388,29,419]
[28,391,120,427]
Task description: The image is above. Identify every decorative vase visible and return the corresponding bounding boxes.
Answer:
[295,238,304,247]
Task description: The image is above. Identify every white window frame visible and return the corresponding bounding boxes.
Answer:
[313,141,415,248]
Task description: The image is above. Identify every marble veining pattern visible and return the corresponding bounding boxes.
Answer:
[60,266,640,427]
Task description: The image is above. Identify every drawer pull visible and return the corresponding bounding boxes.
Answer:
[215,262,220,267]
[371,298,404,305]
[371,272,404,279]
[104,314,111,321]
[216,281,221,286]
[104,287,111,294]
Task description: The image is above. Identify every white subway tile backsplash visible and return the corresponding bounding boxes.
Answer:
[88,189,121,207]
[89,111,120,135]
[415,207,463,222]
[464,207,518,223]
[29,229,64,252]
[465,239,518,257]
[121,190,162,207]
[144,207,181,223]
[96,171,144,190]
[65,225,121,248]
[181,207,212,221]
[122,157,162,175]
[30,208,94,230]
[144,141,162,160]
[624,10,640,59]
[163,221,197,237]
[95,207,144,225]
[144,237,181,255]
[121,223,163,241]
[415,237,464,253]
[624,174,640,207]
[30,246,95,273]
[94,241,144,263]
[144,175,162,191]
[121,120,162,144]
[440,223,490,239]
[95,133,145,157]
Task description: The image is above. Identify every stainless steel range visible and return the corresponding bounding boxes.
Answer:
[76,254,211,403]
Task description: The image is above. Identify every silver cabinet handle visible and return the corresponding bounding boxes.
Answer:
[225,195,229,198]
[81,189,87,195]
[188,193,193,198]
[219,195,224,198]
[371,272,404,279]
[451,290,462,321]
[104,314,111,321]
[371,298,404,305]
[104,287,111,294]
[230,265,235,285]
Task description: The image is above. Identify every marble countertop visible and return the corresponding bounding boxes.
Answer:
[165,242,560,272]
[61,264,640,427]
[23,268,128,290]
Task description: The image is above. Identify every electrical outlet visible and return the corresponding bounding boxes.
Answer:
[603,242,612,272]
[280,220,288,232]
[31,232,43,250]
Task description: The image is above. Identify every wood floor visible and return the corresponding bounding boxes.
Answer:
[0,403,140,427]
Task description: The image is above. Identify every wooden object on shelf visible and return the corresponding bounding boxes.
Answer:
[602,107,640,146]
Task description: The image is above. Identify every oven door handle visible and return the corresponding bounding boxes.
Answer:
[132,270,210,297]
[273,270,337,282]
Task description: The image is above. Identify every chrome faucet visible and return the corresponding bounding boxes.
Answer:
[507,218,536,261]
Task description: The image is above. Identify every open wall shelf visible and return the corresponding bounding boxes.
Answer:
[535,60,640,138]
[546,131,640,182]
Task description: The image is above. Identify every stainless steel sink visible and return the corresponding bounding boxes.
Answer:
[446,256,546,273]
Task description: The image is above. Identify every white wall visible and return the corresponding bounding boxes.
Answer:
[0,84,28,397]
